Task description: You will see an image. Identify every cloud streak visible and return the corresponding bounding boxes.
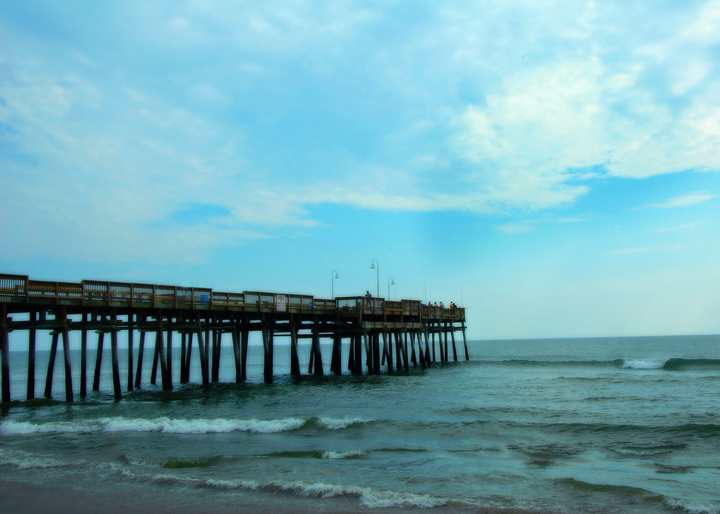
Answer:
[634,194,716,209]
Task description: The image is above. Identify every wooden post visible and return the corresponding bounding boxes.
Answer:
[383,330,393,373]
[180,332,187,383]
[262,319,273,383]
[409,330,417,365]
[186,331,194,382]
[157,321,171,392]
[27,311,36,400]
[462,322,469,360]
[61,319,73,402]
[424,328,432,365]
[2,304,11,403]
[80,313,88,397]
[241,322,249,382]
[212,330,221,383]
[414,332,426,370]
[364,332,372,370]
[348,335,355,373]
[196,321,209,385]
[135,315,146,389]
[44,331,59,399]
[393,332,402,371]
[166,318,173,386]
[127,314,134,391]
[451,327,458,362]
[135,329,145,389]
[110,325,121,401]
[354,334,362,374]
[403,331,409,372]
[431,329,437,362]
[290,317,300,377]
[204,327,210,380]
[444,324,449,363]
[93,331,104,391]
[311,321,323,376]
[372,332,380,374]
[232,323,242,383]
[150,328,159,385]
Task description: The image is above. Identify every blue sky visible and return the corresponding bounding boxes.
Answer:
[1,1,719,339]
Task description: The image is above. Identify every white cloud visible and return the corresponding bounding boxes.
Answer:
[656,223,699,233]
[635,193,716,209]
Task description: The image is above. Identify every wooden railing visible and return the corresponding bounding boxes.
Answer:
[0,274,465,320]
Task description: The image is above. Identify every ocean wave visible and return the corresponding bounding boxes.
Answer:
[321,450,368,459]
[665,498,720,514]
[316,416,372,430]
[610,444,684,457]
[0,416,307,436]
[118,466,446,509]
[472,357,720,371]
[620,360,666,370]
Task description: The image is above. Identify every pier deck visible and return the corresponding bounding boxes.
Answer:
[1,274,468,403]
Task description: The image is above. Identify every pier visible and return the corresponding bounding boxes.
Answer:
[0,274,468,402]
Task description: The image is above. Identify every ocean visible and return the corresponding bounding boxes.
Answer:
[1,335,719,513]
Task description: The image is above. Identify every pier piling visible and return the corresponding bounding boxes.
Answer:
[0,274,468,402]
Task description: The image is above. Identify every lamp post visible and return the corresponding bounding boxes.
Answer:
[370,259,379,298]
[387,277,395,301]
[331,270,339,299]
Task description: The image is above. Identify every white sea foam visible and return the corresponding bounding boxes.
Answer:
[1,417,307,435]
[612,447,674,457]
[621,360,666,370]
[270,480,446,508]
[317,416,370,430]
[0,419,102,435]
[665,498,720,514]
[321,450,368,459]
[145,472,446,509]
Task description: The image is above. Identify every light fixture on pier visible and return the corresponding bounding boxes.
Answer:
[387,277,395,301]
[370,259,379,298]
[331,270,339,299]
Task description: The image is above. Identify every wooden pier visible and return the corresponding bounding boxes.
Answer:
[0,274,468,403]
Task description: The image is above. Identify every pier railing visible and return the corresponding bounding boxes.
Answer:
[0,274,465,320]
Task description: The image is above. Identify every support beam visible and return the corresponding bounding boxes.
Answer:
[462,322,469,361]
[44,331,59,399]
[110,326,121,401]
[231,323,242,383]
[212,330,221,382]
[451,328,458,362]
[372,332,380,374]
[27,311,36,400]
[180,332,188,383]
[156,323,171,392]
[262,319,274,382]
[290,317,300,377]
[241,324,249,382]
[135,321,146,389]
[127,314,134,392]
[0,305,10,402]
[166,320,173,386]
[61,319,73,402]
[93,331,104,391]
[311,321,323,376]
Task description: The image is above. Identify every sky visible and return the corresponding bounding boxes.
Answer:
[1,0,719,340]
